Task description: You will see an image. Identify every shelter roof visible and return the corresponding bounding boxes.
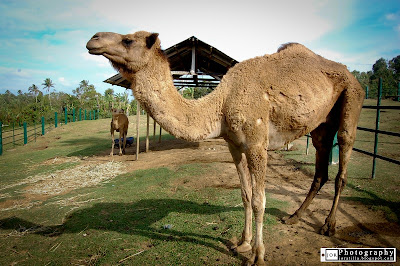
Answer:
[104,36,238,89]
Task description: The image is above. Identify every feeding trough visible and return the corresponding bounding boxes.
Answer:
[114,137,134,148]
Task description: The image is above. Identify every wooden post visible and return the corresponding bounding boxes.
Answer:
[136,101,140,160]
[146,113,149,152]
[153,119,156,142]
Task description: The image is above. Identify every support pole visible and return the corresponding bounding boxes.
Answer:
[153,119,156,142]
[372,77,382,178]
[55,112,58,128]
[136,101,140,160]
[365,86,369,99]
[146,113,149,152]
[73,108,76,122]
[65,108,68,125]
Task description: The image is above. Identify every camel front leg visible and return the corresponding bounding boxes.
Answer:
[228,143,252,253]
[110,129,115,156]
[246,146,267,265]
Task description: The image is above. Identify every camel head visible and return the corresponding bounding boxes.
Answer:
[86,31,161,73]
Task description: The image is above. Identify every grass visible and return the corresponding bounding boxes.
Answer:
[281,98,400,223]
[0,115,288,265]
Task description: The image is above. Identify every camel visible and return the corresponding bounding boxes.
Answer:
[87,31,364,265]
[110,108,129,156]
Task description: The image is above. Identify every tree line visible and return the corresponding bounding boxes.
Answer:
[1,54,399,125]
[0,79,137,125]
[351,55,400,98]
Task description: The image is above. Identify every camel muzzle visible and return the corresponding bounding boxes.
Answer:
[87,32,122,54]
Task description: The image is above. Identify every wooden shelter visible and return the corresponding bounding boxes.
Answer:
[103,36,238,159]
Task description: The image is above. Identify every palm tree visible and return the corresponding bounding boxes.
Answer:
[42,78,55,108]
[28,84,40,103]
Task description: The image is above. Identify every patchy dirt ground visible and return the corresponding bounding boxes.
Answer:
[3,138,399,264]
[72,138,400,264]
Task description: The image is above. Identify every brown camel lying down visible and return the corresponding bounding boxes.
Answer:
[110,108,129,156]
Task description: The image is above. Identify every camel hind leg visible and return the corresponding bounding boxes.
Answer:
[320,89,363,236]
[285,120,338,225]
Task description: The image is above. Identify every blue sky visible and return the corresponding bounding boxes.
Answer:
[0,0,399,96]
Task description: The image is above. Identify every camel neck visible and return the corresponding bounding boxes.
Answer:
[129,60,226,141]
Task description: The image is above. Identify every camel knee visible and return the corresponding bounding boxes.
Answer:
[251,194,265,218]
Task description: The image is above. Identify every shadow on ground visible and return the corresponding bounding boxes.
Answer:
[1,199,281,262]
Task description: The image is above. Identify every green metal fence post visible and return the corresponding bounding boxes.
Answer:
[73,108,76,122]
[372,77,382,178]
[23,122,27,145]
[0,121,2,155]
[65,108,68,125]
[55,112,58,128]
[85,110,87,120]
[397,82,400,102]
[41,116,45,135]
[365,86,369,99]
[329,132,339,165]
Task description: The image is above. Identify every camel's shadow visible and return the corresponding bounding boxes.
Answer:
[1,199,281,261]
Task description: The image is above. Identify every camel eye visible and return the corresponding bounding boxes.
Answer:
[122,38,134,46]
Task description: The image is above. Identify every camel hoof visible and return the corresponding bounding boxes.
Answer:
[320,223,336,236]
[119,152,123,156]
[283,214,300,225]
[234,242,252,253]
[245,254,265,266]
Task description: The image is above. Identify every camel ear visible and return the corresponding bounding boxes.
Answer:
[146,33,159,49]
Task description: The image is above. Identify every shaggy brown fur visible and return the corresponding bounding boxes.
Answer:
[110,108,129,156]
[87,31,364,265]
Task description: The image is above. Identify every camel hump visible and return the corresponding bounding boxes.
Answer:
[277,42,304,53]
